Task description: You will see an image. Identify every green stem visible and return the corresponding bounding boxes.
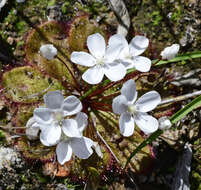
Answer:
[155,51,201,66]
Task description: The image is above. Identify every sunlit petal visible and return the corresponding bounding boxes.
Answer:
[119,112,135,137]
[62,96,82,116]
[112,95,128,114]
[70,137,93,159]
[87,33,106,59]
[56,141,72,165]
[121,79,137,104]
[135,91,161,112]
[44,90,64,109]
[71,51,96,67]
[135,112,158,134]
[129,36,149,56]
[82,66,104,84]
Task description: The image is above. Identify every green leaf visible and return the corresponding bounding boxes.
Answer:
[25,21,74,84]
[17,138,55,162]
[155,51,201,66]
[170,94,201,124]
[68,15,105,52]
[2,66,63,103]
[93,111,154,173]
[14,105,36,127]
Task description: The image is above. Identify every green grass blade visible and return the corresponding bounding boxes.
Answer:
[156,51,201,66]
[170,94,201,124]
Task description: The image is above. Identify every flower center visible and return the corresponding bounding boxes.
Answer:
[61,131,70,141]
[127,104,137,114]
[53,111,63,123]
[125,53,132,60]
[97,57,104,66]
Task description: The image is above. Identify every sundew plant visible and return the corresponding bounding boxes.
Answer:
[1,2,201,188]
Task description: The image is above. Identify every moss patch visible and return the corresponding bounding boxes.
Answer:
[2,66,63,103]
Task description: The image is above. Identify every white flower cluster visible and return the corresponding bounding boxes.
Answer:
[26,91,102,165]
[29,33,178,165]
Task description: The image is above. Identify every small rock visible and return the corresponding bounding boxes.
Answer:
[0,147,21,170]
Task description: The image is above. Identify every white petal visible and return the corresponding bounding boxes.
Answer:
[0,0,6,9]
[87,33,106,59]
[70,51,96,67]
[34,108,53,125]
[104,44,123,63]
[75,112,88,133]
[70,137,93,159]
[62,119,82,138]
[112,95,128,114]
[121,79,137,104]
[160,44,180,60]
[129,36,149,56]
[93,142,103,158]
[82,66,104,84]
[133,56,151,72]
[40,44,57,60]
[120,59,135,70]
[119,112,135,137]
[106,34,128,61]
[135,91,161,112]
[135,112,158,134]
[40,123,61,146]
[26,117,40,140]
[62,96,82,116]
[56,141,72,165]
[108,35,130,60]
[44,90,64,110]
[108,34,128,48]
[104,62,126,82]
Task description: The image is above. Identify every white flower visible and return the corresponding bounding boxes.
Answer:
[70,33,126,84]
[160,44,180,60]
[32,91,94,164]
[26,117,40,140]
[0,0,7,10]
[40,44,57,60]
[112,79,161,136]
[108,34,151,72]
[158,116,172,130]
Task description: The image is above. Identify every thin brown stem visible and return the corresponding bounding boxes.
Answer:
[56,56,82,94]
[92,92,120,101]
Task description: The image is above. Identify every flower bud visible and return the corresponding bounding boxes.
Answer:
[160,44,180,60]
[40,44,57,60]
[158,116,172,130]
[26,117,40,140]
